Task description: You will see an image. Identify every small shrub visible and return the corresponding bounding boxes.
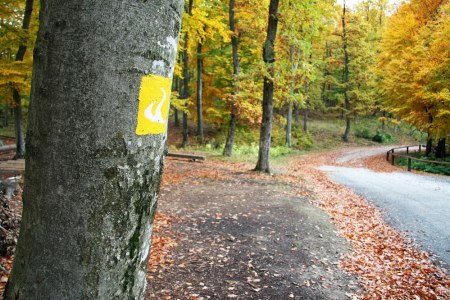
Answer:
[372,130,392,143]
[270,145,292,157]
[355,127,372,140]
[294,133,314,150]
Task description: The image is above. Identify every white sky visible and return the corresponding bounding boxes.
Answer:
[343,0,400,8]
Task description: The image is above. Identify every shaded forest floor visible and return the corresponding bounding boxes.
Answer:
[147,159,359,299]
[147,147,450,299]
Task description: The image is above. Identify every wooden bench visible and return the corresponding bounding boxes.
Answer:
[0,145,16,153]
[166,152,206,162]
[0,159,25,174]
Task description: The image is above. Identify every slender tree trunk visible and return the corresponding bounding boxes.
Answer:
[294,104,299,123]
[5,1,183,299]
[11,0,33,159]
[286,102,293,147]
[196,42,204,143]
[426,138,433,156]
[255,0,280,173]
[224,0,240,157]
[173,76,180,127]
[436,138,446,158]
[342,1,351,142]
[181,34,189,147]
[174,108,179,127]
[286,46,296,147]
[181,0,193,148]
[303,109,309,132]
[224,105,237,156]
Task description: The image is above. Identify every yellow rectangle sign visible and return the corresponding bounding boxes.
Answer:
[136,75,172,135]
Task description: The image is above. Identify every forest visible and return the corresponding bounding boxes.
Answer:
[1,0,450,169]
[0,0,449,299]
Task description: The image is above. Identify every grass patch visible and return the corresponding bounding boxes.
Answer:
[396,153,450,175]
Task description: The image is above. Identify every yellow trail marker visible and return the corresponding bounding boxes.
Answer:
[136,75,172,135]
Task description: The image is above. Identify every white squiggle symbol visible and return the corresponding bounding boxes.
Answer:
[144,88,167,124]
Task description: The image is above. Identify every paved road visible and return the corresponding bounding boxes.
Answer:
[319,164,450,270]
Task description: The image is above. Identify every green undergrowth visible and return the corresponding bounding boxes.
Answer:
[168,115,422,164]
[395,153,450,175]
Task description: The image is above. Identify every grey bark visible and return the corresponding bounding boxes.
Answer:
[436,138,446,158]
[255,0,280,173]
[223,0,240,157]
[181,33,189,147]
[426,138,433,156]
[174,108,180,127]
[342,0,351,142]
[181,0,193,148]
[294,104,299,123]
[196,42,204,143]
[173,76,180,127]
[286,46,296,147]
[5,1,183,299]
[12,0,33,159]
[303,109,309,133]
[286,102,293,147]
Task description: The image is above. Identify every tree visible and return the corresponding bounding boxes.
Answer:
[255,0,280,173]
[223,0,240,156]
[5,1,184,298]
[342,0,351,142]
[196,41,204,143]
[181,0,193,148]
[378,0,449,155]
[11,0,33,158]
[0,0,37,157]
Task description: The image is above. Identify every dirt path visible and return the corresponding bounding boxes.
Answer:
[146,159,360,299]
[147,147,450,299]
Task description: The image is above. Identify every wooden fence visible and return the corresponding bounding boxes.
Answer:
[386,145,450,172]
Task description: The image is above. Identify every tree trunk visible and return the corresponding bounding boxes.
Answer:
[174,108,179,127]
[286,102,293,147]
[173,76,180,127]
[436,138,446,158]
[13,90,25,159]
[342,1,351,142]
[181,33,190,147]
[5,1,183,299]
[12,0,33,159]
[255,0,280,173]
[303,109,309,132]
[196,42,204,143]
[181,0,193,148]
[223,104,237,156]
[426,138,433,156]
[294,104,299,123]
[224,0,240,157]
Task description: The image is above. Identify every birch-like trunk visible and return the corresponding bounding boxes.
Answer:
[5,1,183,299]
[255,0,280,173]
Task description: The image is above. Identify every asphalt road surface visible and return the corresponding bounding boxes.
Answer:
[319,165,450,270]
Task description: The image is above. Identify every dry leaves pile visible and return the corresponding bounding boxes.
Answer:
[148,212,178,274]
[288,151,450,299]
[161,159,238,187]
[0,256,12,297]
[359,155,400,173]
